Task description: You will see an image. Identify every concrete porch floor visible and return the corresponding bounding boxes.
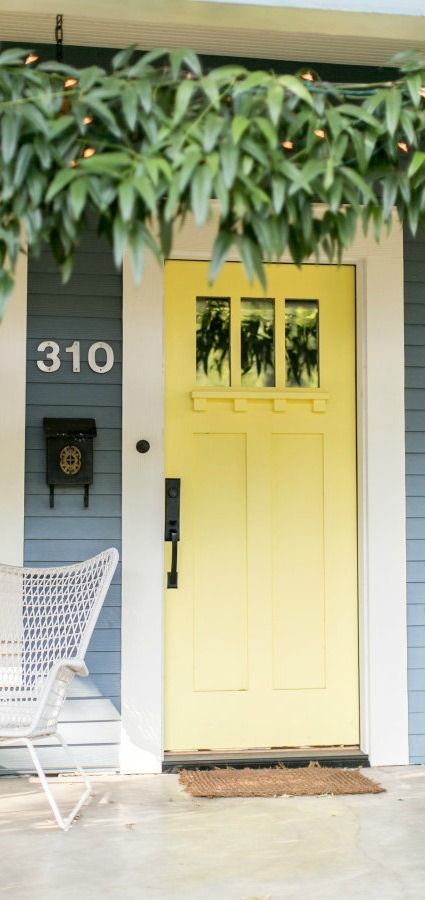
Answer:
[1,766,425,900]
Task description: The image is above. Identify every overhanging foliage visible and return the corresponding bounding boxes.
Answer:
[0,45,425,310]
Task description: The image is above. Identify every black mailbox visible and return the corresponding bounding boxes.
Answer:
[43,418,97,509]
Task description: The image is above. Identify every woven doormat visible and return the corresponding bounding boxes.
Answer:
[179,765,384,798]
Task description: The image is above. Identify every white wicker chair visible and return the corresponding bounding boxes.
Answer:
[0,547,119,830]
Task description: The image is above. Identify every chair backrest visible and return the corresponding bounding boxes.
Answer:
[0,548,118,703]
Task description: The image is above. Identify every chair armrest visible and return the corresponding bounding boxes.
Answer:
[28,658,89,736]
[51,658,89,679]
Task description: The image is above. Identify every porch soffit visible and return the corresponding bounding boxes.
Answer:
[0,2,424,67]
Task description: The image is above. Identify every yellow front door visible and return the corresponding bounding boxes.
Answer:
[165,261,358,752]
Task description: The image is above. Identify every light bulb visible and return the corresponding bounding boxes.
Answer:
[281,140,294,150]
[82,116,93,125]
[301,71,315,82]
[397,141,409,154]
[64,77,78,89]
[83,147,96,158]
[314,128,326,139]
[24,53,40,65]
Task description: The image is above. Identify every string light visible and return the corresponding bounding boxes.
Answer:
[83,147,96,158]
[24,53,39,65]
[281,140,294,150]
[64,77,78,89]
[82,116,93,125]
[397,141,409,154]
[419,87,425,99]
[314,128,326,139]
[69,159,78,168]
[300,70,315,82]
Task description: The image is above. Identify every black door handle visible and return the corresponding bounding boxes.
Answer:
[165,478,180,590]
[167,530,178,589]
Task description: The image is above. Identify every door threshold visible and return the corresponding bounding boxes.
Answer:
[162,746,369,772]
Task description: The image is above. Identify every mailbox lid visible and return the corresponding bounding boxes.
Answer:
[43,417,97,438]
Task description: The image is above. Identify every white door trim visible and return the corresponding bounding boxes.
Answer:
[120,208,408,771]
[0,254,28,567]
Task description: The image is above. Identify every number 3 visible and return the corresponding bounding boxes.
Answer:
[36,340,61,373]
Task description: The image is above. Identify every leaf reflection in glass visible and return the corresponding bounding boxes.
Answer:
[241,298,275,387]
[196,297,230,386]
[285,300,319,388]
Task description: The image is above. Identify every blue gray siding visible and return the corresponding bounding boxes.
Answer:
[7,225,122,773]
[405,228,425,763]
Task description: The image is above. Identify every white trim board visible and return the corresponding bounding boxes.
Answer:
[0,254,27,566]
[120,209,408,771]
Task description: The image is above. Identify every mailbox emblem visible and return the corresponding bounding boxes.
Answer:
[59,445,82,476]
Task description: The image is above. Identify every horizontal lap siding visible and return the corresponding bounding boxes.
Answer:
[15,227,122,774]
[405,227,425,763]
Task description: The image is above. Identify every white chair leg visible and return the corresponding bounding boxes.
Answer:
[23,734,92,832]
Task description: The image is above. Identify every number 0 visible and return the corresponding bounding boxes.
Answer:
[88,341,114,374]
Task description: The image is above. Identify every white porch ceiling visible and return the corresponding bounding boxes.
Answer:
[0,1,424,67]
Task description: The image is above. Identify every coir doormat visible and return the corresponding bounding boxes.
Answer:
[179,765,384,798]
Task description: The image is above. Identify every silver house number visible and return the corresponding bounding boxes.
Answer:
[37,340,115,374]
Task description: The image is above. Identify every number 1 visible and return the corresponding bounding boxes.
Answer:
[65,340,81,373]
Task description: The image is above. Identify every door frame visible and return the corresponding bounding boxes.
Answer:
[120,208,408,771]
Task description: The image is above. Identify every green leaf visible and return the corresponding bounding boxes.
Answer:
[209,231,234,282]
[1,112,20,164]
[409,151,425,178]
[83,96,121,136]
[0,48,27,66]
[340,167,376,203]
[80,152,131,174]
[127,49,167,77]
[69,177,89,219]
[133,175,156,212]
[164,178,181,222]
[231,115,250,145]
[233,71,270,96]
[45,168,77,202]
[201,114,224,153]
[113,216,127,268]
[128,226,145,284]
[267,83,284,126]
[19,102,48,135]
[0,269,14,317]
[47,116,75,139]
[173,79,196,123]
[400,109,416,147]
[122,87,138,130]
[237,235,266,289]
[385,89,402,137]
[220,143,238,189]
[112,45,137,71]
[13,144,33,188]
[278,75,314,107]
[214,172,229,219]
[272,176,285,214]
[255,117,277,149]
[118,179,135,222]
[190,165,213,226]
[338,103,380,129]
[405,72,423,108]
[324,156,334,191]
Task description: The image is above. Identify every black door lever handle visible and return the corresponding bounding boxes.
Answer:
[165,478,181,589]
[167,530,178,589]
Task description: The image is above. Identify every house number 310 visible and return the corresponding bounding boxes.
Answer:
[36,340,114,374]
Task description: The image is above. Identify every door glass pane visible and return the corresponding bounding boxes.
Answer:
[241,298,275,387]
[285,300,319,387]
[196,297,230,386]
